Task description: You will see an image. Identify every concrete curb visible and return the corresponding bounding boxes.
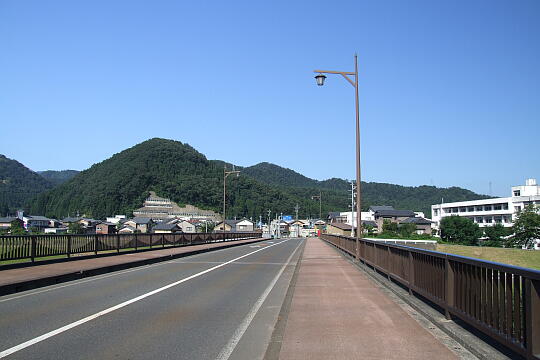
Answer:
[0,238,267,297]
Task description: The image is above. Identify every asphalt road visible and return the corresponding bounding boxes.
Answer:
[0,238,304,360]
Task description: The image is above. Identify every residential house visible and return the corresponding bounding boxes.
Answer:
[118,225,137,234]
[0,217,22,230]
[399,217,432,235]
[214,219,255,232]
[326,222,353,236]
[23,215,51,231]
[123,217,153,233]
[177,220,196,233]
[373,209,416,233]
[96,222,117,234]
[153,223,181,234]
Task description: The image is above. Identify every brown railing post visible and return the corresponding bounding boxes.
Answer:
[525,279,540,358]
[94,234,98,255]
[162,234,165,248]
[30,235,36,262]
[67,235,72,258]
[116,234,120,253]
[147,233,150,249]
[408,250,414,295]
[445,257,455,320]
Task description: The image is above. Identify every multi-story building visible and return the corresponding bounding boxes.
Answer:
[431,178,540,229]
[133,192,221,222]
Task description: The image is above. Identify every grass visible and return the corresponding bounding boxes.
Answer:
[436,244,540,271]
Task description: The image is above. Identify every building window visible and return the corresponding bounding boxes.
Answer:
[494,204,502,210]
[433,209,439,216]
[513,190,521,196]
[503,203,509,210]
[515,206,521,212]
[476,217,483,223]
[484,205,492,211]
[476,206,483,211]
[459,207,467,212]
[467,207,475,212]
[485,217,493,223]
[495,216,502,223]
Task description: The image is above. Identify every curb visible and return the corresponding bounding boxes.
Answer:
[0,238,266,297]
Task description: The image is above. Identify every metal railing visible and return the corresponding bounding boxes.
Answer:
[0,232,261,263]
[321,234,540,360]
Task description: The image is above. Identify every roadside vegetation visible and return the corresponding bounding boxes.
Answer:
[436,244,540,270]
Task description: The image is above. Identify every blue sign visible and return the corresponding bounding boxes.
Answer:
[282,215,293,221]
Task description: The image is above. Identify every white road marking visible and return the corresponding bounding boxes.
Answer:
[215,239,303,360]
[0,241,264,303]
[0,239,292,358]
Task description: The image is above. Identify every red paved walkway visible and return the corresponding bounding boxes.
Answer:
[0,238,263,289]
[278,237,457,360]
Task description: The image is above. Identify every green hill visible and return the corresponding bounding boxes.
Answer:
[0,154,54,215]
[38,170,79,186]
[29,139,329,219]
[24,138,490,219]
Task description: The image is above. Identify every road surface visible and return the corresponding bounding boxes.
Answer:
[0,238,303,359]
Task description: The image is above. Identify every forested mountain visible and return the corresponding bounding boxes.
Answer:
[38,170,79,186]
[0,155,54,215]
[16,138,490,219]
[241,162,490,217]
[30,139,334,219]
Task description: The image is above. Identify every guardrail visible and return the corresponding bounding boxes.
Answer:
[321,234,540,360]
[0,232,261,263]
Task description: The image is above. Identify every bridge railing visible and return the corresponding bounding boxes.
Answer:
[0,232,261,263]
[321,233,540,360]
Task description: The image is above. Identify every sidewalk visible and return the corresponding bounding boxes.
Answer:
[278,237,458,360]
[0,238,264,295]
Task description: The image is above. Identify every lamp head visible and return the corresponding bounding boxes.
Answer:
[315,73,326,86]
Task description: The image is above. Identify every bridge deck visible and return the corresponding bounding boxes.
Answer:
[278,237,459,359]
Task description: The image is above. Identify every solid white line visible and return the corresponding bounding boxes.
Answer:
[215,239,303,360]
[0,239,291,358]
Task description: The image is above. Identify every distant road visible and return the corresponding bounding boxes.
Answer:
[0,238,304,359]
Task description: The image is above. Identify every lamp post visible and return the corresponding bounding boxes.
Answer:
[223,165,240,231]
[314,54,362,261]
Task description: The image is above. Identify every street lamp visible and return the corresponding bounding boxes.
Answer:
[223,165,240,232]
[314,54,362,261]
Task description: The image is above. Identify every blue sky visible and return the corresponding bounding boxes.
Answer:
[1,0,538,197]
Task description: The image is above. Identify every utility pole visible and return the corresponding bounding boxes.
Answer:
[350,180,356,237]
[311,191,322,220]
[294,204,299,220]
[223,165,240,229]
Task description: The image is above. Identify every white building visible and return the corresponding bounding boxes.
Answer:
[431,178,540,229]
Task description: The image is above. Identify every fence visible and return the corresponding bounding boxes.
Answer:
[321,234,540,360]
[0,232,261,263]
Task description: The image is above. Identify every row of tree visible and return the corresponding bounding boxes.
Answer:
[440,204,540,249]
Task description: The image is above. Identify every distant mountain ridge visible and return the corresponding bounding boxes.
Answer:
[0,154,55,215]
[1,138,490,219]
[38,170,79,186]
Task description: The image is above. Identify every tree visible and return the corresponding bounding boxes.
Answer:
[382,220,398,236]
[509,204,540,249]
[68,222,84,234]
[363,223,376,236]
[9,219,26,235]
[399,223,417,238]
[483,223,510,247]
[440,216,482,245]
